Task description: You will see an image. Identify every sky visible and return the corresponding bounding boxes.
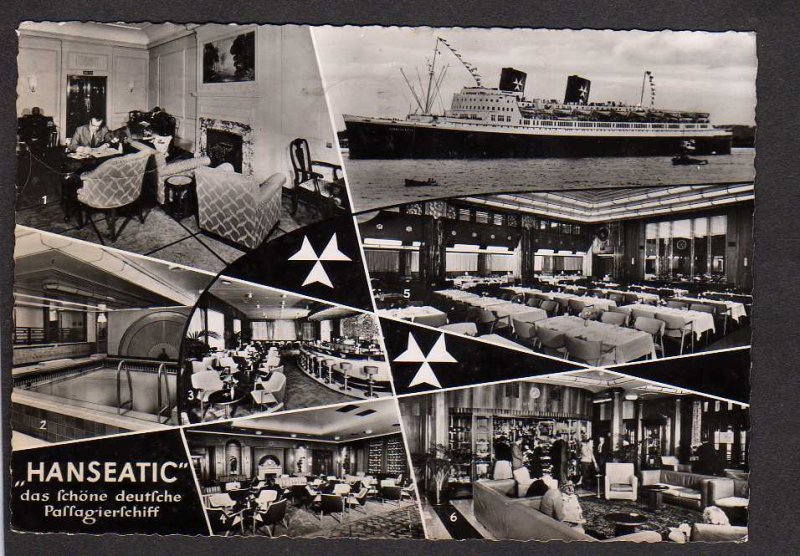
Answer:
[312,27,757,129]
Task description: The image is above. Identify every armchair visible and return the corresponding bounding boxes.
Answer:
[195,164,285,250]
[604,463,638,501]
[252,497,288,537]
[289,138,348,217]
[190,370,225,417]
[251,372,286,413]
[77,151,150,242]
[206,492,246,536]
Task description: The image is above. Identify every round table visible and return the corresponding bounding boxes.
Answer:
[605,512,648,536]
[208,387,248,418]
[164,174,196,220]
[642,485,670,511]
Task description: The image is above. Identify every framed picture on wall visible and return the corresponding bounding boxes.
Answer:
[202,30,255,83]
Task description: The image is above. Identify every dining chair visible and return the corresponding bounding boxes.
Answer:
[512,318,536,348]
[690,302,728,337]
[608,293,625,305]
[600,311,627,327]
[540,300,560,317]
[525,297,542,308]
[665,300,689,310]
[564,336,614,366]
[534,326,567,357]
[346,487,370,514]
[633,316,666,357]
[630,307,653,322]
[656,313,695,355]
[477,308,508,335]
[289,138,347,217]
[567,299,588,316]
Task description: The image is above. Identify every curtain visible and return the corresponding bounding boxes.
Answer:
[489,253,517,273]
[320,320,332,342]
[446,252,478,273]
[206,309,225,350]
[273,320,297,340]
[251,321,275,341]
[582,242,593,276]
[365,249,399,273]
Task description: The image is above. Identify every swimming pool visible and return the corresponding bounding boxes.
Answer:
[12,359,178,444]
[29,366,176,416]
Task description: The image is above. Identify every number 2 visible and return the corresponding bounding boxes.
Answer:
[39,420,47,430]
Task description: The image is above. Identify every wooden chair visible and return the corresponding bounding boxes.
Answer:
[289,138,347,217]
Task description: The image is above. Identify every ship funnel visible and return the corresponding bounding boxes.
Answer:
[564,75,591,104]
[499,68,527,94]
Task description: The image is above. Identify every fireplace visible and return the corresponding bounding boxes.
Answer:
[257,453,283,478]
[198,117,254,175]
[206,129,243,172]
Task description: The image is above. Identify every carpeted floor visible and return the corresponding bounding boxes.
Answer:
[16,150,324,273]
[210,499,423,538]
[578,495,701,540]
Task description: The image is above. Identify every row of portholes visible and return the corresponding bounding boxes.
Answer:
[374,223,512,241]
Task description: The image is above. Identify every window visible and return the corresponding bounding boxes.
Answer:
[643,215,727,282]
[459,208,471,221]
[493,214,504,226]
[475,211,489,224]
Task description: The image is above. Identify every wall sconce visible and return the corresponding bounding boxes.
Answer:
[127,80,135,93]
[27,74,38,93]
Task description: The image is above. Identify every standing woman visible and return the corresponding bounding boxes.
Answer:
[493,436,513,480]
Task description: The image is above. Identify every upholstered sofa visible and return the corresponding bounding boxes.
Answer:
[195,165,286,250]
[473,480,660,542]
[690,523,748,542]
[639,469,719,510]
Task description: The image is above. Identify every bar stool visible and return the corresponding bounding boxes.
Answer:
[312,356,322,378]
[363,366,379,398]
[323,359,336,383]
[339,362,352,391]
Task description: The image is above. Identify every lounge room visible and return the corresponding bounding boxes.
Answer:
[11,226,213,449]
[182,276,392,424]
[16,22,346,272]
[183,399,424,538]
[363,183,753,363]
[400,369,749,542]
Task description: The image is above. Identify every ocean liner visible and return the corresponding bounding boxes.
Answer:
[343,37,732,159]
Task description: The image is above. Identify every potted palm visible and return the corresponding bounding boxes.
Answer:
[413,443,472,506]
[183,329,221,360]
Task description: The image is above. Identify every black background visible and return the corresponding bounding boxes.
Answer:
[2,1,797,555]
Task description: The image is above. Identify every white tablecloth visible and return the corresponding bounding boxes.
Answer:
[673,297,747,322]
[478,334,532,351]
[545,293,618,312]
[506,286,544,296]
[378,306,448,326]
[439,322,478,336]
[536,315,656,364]
[627,304,715,339]
[464,297,508,309]
[490,303,549,332]
[434,289,479,300]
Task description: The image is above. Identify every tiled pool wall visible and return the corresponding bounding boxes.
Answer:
[11,402,131,443]
[13,342,94,366]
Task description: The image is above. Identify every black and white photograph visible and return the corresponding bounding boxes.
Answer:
[183,399,425,538]
[400,367,749,542]
[180,275,392,425]
[11,226,213,449]
[363,183,753,364]
[314,28,756,211]
[7,20,764,546]
[15,22,348,274]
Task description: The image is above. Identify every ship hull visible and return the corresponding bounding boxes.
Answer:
[344,119,732,159]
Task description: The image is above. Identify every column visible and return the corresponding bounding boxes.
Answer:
[636,399,645,465]
[398,249,413,276]
[419,201,447,286]
[673,398,683,458]
[520,215,537,283]
[610,389,624,451]
[477,253,489,276]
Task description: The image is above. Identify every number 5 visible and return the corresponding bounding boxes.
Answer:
[403,289,411,299]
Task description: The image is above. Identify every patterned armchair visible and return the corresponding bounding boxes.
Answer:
[77,151,150,242]
[129,140,211,204]
[195,165,285,250]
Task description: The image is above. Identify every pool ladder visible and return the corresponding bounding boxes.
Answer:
[156,363,173,424]
[116,360,134,416]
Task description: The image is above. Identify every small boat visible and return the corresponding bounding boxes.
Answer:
[405,178,439,187]
[672,155,708,166]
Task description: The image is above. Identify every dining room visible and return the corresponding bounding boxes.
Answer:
[15,21,346,273]
[361,183,753,365]
[183,399,423,538]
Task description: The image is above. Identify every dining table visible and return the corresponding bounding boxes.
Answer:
[478,334,532,351]
[378,306,448,326]
[672,296,747,322]
[544,293,618,312]
[434,289,480,300]
[489,303,549,332]
[536,315,657,364]
[626,303,716,339]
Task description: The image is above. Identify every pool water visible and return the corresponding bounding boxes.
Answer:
[30,367,176,417]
